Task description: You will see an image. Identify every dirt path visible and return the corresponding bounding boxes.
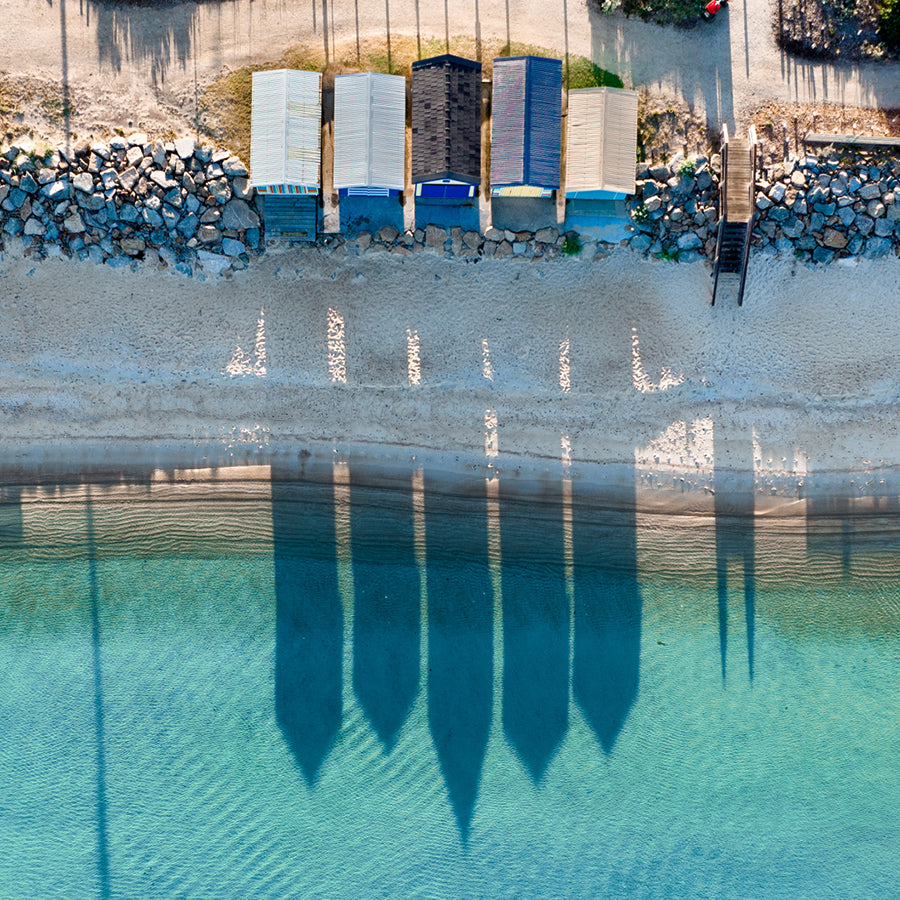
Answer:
[3,0,900,144]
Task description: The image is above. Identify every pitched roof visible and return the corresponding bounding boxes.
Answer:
[250,69,322,189]
[411,55,482,185]
[566,87,639,195]
[333,72,407,191]
[490,56,562,190]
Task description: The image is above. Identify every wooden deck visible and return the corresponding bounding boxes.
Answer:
[804,132,900,150]
[724,138,753,224]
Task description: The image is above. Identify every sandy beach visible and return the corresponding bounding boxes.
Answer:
[3,241,900,512]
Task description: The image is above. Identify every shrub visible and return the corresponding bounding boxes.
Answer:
[879,0,900,46]
[678,159,696,177]
[632,202,649,223]
[563,233,583,255]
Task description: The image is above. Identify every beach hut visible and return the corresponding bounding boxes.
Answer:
[411,55,482,200]
[333,72,406,196]
[249,68,322,241]
[565,86,639,202]
[490,56,562,199]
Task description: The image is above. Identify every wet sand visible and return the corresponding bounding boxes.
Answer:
[3,242,900,514]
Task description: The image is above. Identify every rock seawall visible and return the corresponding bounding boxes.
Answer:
[629,151,900,263]
[0,135,262,278]
[4,134,900,275]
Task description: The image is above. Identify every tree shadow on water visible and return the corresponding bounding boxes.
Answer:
[350,474,421,752]
[572,475,642,755]
[499,483,569,781]
[424,473,493,840]
[271,475,343,785]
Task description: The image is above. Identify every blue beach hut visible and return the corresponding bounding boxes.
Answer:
[490,56,562,199]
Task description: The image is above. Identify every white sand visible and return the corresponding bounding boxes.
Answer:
[3,244,900,511]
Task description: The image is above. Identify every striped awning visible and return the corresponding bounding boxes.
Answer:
[250,69,322,191]
[566,87,639,196]
[333,73,406,191]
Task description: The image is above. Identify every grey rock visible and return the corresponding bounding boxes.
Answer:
[232,176,253,200]
[425,224,447,248]
[768,183,786,203]
[207,178,232,203]
[855,214,875,236]
[196,249,231,274]
[790,170,806,187]
[144,194,162,211]
[495,239,513,258]
[838,206,856,227]
[185,194,201,216]
[199,207,221,224]
[807,184,830,204]
[19,172,38,194]
[120,238,146,256]
[118,167,141,192]
[174,137,197,160]
[41,180,70,202]
[150,170,178,190]
[813,202,835,216]
[534,226,558,243]
[812,246,835,264]
[644,196,661,213]
[72,172,94,193]
[88,245,106,264]
[676,232,702,251]
[379,225,399,243]
[483,226,503,241]
[221,156,248,177]
[769,206,790,223]
[119,204,140,223]
[161,205,180,230]
[127,132,148,148]
[222,237,245,257]
[126,146,144,168]
[142,207,164,227]
[867,200,885,218]
[512,241,528,255]
[822,227,848,249]
[864,237,891,258]
[463,230,483,249]
[100,168,118,190]
[64,212,85,233]
[177,214,199,237]
[151,141,167,168]
[356,232,372,250]
[630,233,653,252]
[875,217,894,238]
[198,225,220,244]
[640,180,660,198]
[696,170,714,191]
[221,199,259,230]
[809,212,825,233]
[649,164,670,181]
[164,188,183,209]
[858,183,881,200]
[781,216,803,239]
[24,217,45,236]
[756,195,771,211]
[182,172,196,193]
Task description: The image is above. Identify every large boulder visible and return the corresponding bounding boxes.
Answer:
[221,199,260,230]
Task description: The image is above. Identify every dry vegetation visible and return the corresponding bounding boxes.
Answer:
[200,36,623,163]
[750,101,900,162]
[637,96,715,163]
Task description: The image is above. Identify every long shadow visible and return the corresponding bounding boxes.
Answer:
[499,482,569,781]
[425,472,493,840]
[350,474,420,751]
[272,472,343,784]
[89,0,202,89]
[572,470,642,754]
[85,498,112,900]
[713,427,756,682]
[588,5,734,132]
[0,486,23,548]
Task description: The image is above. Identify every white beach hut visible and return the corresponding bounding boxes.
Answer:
[333,72,407,196]
[565,86,639,201]
[250,68,322,239]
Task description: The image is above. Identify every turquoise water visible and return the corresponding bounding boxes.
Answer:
[1,470,898,898]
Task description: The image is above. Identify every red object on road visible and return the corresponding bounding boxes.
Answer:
[703,0,727,17]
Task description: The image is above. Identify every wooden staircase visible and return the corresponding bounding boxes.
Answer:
[712,125,757,307]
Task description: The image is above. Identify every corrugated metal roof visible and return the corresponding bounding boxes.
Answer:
[333,73,406,190]
[566,86,639,195]
[490,56,562,190]
[411,55,482,185]
[250,69,322,189]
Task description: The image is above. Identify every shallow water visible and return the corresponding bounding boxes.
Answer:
[1,467,898,899]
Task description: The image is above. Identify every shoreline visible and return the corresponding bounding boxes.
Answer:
[3,242,900,516]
